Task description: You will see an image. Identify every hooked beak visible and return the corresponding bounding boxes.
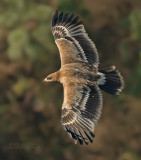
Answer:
[43,78,47,82]
[43,78,52,83]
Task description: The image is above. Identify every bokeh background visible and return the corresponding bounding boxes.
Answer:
[0,0,141,160]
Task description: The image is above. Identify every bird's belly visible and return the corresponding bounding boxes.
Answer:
[60,63,98,84]
[63,70,97,85]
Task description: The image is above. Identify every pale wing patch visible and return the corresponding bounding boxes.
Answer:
[61,109,77,125]
[52,26,69,39]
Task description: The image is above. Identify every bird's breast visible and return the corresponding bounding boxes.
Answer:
[60,64,97,84]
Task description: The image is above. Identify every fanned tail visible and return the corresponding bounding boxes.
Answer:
[98,66,124,95]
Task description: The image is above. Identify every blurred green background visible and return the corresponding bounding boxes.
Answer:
[0,0,141,160]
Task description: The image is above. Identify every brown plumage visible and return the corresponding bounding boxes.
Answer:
[44,10,124,145]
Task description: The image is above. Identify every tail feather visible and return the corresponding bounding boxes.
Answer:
[98,66,124,95]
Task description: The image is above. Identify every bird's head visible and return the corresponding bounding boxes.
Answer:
[43,72,60,83]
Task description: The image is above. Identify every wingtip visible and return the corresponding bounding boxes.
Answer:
[54,9,58,16]
[52,9,58,27]
[84,131,93,143]
[58,11,64,23]
[90,132,95,138]
[52,10,83,28]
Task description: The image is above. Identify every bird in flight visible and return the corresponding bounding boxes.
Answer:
[44,10,124,145]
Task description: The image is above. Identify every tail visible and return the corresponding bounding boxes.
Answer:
[98,66,124,95]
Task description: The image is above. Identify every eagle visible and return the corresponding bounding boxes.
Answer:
[44,10,124,145]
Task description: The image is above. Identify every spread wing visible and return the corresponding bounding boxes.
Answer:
[52,10,99,67]
[61,82,103,145]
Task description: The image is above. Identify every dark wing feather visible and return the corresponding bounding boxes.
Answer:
[61,83,102,145]
[62,13,69,23]
[52,10,99,66]
[58,11,63,23]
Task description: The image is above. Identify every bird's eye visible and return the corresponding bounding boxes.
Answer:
[47,76,52,80]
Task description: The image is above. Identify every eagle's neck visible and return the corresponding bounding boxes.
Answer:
[52,70,61,82]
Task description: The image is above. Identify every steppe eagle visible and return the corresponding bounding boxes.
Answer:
[44,10,124,145]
